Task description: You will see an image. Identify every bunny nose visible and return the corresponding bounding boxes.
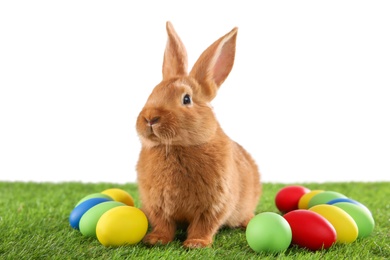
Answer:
[146,116,160,126]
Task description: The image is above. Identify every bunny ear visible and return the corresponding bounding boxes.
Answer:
[189,27,238,101]
[162,21,188,80]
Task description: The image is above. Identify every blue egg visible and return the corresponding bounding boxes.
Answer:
[69,198,111,230]
[327,198,371,215]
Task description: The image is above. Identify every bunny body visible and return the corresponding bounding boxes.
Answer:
[136,22,261,248]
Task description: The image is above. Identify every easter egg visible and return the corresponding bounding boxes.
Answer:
[309,204,358,244]
[332,202,375,238]
[79,201,125,237]
[69,198,111,230]
[298,190,324,209]
[246,212,292,253]
[283,210,336,250]
[101,188,134,206]
[75,193,113,207]
[275,185,311,213]
[327,198,372,215]
[308,191,347,208]
[96,206,148,246]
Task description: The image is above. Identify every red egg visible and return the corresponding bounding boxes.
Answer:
[275,185,311,213]
[284,209,337,251]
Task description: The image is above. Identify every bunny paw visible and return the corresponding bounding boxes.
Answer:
[143,233,172,246]
[183,238,212,249]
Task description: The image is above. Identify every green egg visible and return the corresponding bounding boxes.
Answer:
[79,201,125,237]
[308,191,347,208]
[75,193,113,207]
[246,212,292,253]
[333,202,375,238]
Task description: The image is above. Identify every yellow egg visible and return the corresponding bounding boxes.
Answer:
[96,206,148,247]
[309,204,358,244]
[101,188,134,206]
[298,190,324,209]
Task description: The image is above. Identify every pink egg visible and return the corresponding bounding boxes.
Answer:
[284,209,337,251]
[275,185,311,213]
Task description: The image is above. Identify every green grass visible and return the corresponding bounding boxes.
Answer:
[0,182,389,259]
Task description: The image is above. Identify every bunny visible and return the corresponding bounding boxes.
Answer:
[136,21,261,248]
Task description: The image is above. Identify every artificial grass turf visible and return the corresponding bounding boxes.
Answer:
[0,182,389,259]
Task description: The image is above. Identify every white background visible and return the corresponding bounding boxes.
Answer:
[1,1,389,184]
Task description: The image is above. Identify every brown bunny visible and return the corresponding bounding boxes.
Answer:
[136,21,261,248]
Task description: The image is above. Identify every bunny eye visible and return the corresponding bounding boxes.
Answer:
[182,94,192,105]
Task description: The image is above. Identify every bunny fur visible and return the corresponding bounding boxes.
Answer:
[136,21,261,248]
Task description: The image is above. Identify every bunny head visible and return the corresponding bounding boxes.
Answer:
[136,21,238,148]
